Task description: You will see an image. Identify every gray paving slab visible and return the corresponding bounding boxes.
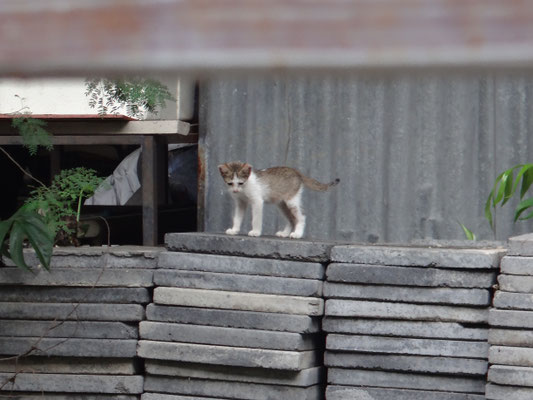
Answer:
[0,373,144,393]
[0,337,138,358]
[0,302,145,321]
[154,287,324,316]
[165,232,333,262]
[155,270,322,297]
[508,233,533,256]
[493,291,533,310]
[326,263,495,288]
[488,365,533,387]
[144,375,324,400]
[145,361,325,387]
[2,396,138,400]
[0,287,150,304]
[500,256,533,275]
[146,305,320,333]
[325,300,488,323]
[0,320,137,339]
[0,357,138,375]
[326,385,485,400]
[328,368,486,393]
[325,352,488,375]
[489,328,533,347]
[330,244,504,269]
[137,340,319,370]
[489,309,533,329]
[2,246,161,269]
[143,395,226,400]
[158,251,325,279]
[322,318,488,340]
[486,383,533,400]
[0,267,154,287]
[323,282,490,305]
[139,321,318,350]
[498,274,533,292]
[489,346,533,367]
[326,334,488,358]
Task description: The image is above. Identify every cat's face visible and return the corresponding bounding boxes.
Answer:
[218,162,252,194]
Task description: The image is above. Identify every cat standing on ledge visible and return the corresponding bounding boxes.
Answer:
[218,161,339,239]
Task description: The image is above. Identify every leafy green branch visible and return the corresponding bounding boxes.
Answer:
[485,163,533,230]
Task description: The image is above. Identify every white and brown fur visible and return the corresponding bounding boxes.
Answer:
[218,161,339,239]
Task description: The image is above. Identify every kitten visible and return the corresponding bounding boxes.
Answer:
[218,161,339,239]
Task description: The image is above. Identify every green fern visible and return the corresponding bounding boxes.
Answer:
[11,116,53,155]
[85,77,174,118]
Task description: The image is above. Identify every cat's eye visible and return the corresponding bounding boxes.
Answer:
[227,183,232,186]
[238,182,244,186]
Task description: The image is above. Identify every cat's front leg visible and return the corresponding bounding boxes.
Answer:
[226,198,246,235]
[248,201,263,237]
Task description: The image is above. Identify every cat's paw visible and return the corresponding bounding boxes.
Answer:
[248,230,261,237]
[289,232,303,239]
[275,231,290,238]
[225,228,239,235]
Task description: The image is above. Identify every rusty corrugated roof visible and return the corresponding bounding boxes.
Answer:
[1,0,533,75]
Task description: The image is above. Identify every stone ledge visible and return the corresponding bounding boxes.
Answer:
[0,373,144,394]
[328,368,486,393]
[157,251,325,279]
[165,232,333,262]
[330,244,505,269]
[486,383,533,400]
[326,263,496,288]
[508,233,533,256]
[146,305,320,333]
[324,282,490,306]
[488,365,533,387]
[326,385,485,400]
[155,270,323,297]
[489,346,533,367]
[2,246,162,269]
[144,376,323,400]
[322,318,488,340]
[145,361,324,387]
[326,334,488,358]
[154,287,324,316]
[139,322,317,351]
[325,353,488,375]
[137,341,319,371]
[326,300,488,323]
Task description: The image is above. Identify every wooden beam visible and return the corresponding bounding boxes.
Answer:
[0,120,191,136]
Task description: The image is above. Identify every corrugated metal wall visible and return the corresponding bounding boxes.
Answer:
[199,73,533,243]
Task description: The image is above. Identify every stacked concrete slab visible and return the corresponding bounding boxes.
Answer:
[138,232,330,400]
[0,247,158,399]
[487,233,533,400]
[323,243,505,400]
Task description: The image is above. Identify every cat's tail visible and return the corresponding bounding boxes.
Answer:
[301,175,340,192]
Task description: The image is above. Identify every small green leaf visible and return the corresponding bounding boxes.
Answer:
[520,166,533,199]
[459,223,476,241]
[515,197,533,222]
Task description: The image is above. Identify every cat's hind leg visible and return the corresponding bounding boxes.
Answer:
[286,189,306,239]
[276,202,295,238]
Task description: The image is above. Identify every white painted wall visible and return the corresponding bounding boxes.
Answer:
[0,77,195,120]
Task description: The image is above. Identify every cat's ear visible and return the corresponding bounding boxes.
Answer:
[241,163,252,177]
[218,163,229,176]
